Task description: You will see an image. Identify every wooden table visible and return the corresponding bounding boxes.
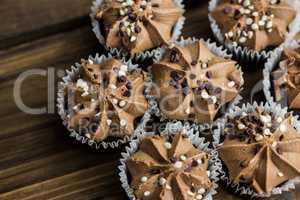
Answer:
[0,0,299,199]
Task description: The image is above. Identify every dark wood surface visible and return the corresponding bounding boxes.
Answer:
[0,0,299,199]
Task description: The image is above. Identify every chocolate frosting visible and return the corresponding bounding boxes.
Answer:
[272,47,300,109]
[218,107,300,194]
[211,0,296,51]
[127,134,213,200]
[64,58,148,142]
[95,0,184,55]
[151,41,244,123]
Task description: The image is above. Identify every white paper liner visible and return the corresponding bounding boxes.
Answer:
[119,121,222,200]
[263,40,300,105]
[212,101,300,198]
[57,53,154,149]
[152,37,243,127]
[90,0,186,60]
[208,0,300,63]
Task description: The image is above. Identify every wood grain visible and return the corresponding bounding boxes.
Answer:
[0,0,299,200]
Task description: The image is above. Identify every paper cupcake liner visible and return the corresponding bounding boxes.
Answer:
[57,53,154,149]
[90,0,186,61]
[152,37,243,127]
[208,0,300,64]
[263,40,300,105]
[212,101,300,198]
[119,120,222,200]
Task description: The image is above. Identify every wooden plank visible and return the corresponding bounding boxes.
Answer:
[0,0,93,49]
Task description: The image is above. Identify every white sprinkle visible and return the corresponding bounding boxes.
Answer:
[76,79,89,91]
[266,21,273,28]
[130,36,137,42]
[278,172,284,177]
[180,155,187,161]
[260,115,271,123]
[109,84,117,90]
[262,15,268,21]
[88,59,94,64]
[243,0,250,7]
[112,98,118,104]
[187,191,195,197]
[270,0,278,5]
[144,191,151,197]
[95,112,101,117]
[279,124,287,132]
[120,64,128,72]
[85,133,91,139]
[119,9,125,16]
[164,142,172,149]
[228,81,236,88]
[228,31,234,38]
[238,123,246,130]
[258,20,265,27]
[196,194,203,200]
[166,184,172,190]
[264,128,272,136]
[107,119,112,126]
[159,177,167,186]
[242,112,248,117]
[268,29,273,33]
[244,9,251,14]
[81,91,89,97]
[198,188,206,194]
[197,159,203,165]
[211,96,217,104]
[277,117,283,123]
[270,14,275,18]
[141,176,148,183]
[201,62,208,68]
[249,5,254,10]
[174,161,183,169]
[201,90,210,99]
[124,21,130,27]
[232,42,238,47]
[272,141,278,148]
[251,23,259,30]
[252,11,259,17]
[118,70,126,77]
[119,100,127,108]
[206,170,211,177]
[255,134,264,141]
[120,119,127,127]
[239,37,247,43]
[185,107,191,114]
[248,31,254,39]
[246,18,253,25]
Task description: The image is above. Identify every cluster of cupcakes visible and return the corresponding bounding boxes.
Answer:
[56,0,300,199]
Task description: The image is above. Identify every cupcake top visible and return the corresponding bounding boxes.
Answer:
[127,133,213,200]
[151,40,244,123]
[64,58,148,142]
[218,107,300,194]
[272,47,300,108]
[211,0,296,51]
[94,0,184,55]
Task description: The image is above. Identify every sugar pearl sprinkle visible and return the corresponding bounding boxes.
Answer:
[140,176,148,183]
[164,142,172,149]
[224,0,276,45]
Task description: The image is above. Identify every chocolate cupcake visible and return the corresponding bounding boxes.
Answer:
[263,41,300,111]
[209,0,298,61]
[151,39,244,123]
[91,0,185,57]
[119,122,221,200]
[57,55,149,148]
[214,102,300,197]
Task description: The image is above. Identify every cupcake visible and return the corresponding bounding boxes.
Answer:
[272,46,300,109]
[91,0,185,57]
[119,122,221,200]
[57,55,149,148]
[151,39,244,123]
[214,102,300,197]
[209,0,298,61]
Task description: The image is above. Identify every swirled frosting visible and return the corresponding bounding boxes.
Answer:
[64,58,148,142]
[151,41,244,123]
[127,134,213,200]
[218,107,300,194]
[211,0,296,51]
[272,47,300,108]
[95,0,184,55]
